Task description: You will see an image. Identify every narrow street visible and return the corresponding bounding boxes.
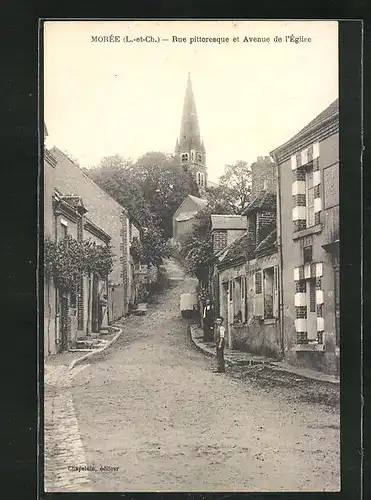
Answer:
[51,262,340,492]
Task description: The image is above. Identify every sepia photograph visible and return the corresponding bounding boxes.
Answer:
[42,19,340,492]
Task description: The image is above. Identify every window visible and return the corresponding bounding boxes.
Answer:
[196,172,205,187]
[181,153,189,163]
[254,271,262,294]
[60,220,68,240]
[308,279,316,313]
[303,245,313,264]
[196,152,202,163]
[197,172,205,188]
[306,168,315,227]
[263,268,274,319]
[253,271,263,317]
[254,267,279,319]
[229,280,233,300]
[241,277,245,299]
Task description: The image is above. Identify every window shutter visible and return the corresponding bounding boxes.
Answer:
[273,266,279,318]
[254,271,263,317]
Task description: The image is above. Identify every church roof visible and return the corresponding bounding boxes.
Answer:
[211,214,247,231]
[188,194,208,207]
[175,210,198,222]
[178,73,203,151]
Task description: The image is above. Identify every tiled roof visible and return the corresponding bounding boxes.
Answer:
[271,98,339,154]
[188,195,208,208]
[211,214,247,231]
[175,211,198,222]
[255,229,277,255]
[244,192,276,214]
[219,232,248,264]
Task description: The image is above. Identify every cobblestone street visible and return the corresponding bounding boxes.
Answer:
[45,266,340,492]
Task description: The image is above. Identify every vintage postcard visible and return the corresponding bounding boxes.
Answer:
[43,20,340,492]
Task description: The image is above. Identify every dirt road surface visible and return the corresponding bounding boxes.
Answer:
[65,262,340,492]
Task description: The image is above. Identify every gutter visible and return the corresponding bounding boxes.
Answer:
[271,151,285,357]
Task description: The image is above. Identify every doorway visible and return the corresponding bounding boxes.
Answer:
[92,275,99,333]
[60,292,69,351]
[227,280,234,348]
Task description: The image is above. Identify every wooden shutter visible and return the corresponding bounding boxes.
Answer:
[253,271,264,317]
[273,266,279,318]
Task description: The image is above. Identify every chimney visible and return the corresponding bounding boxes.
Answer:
[251,156,276,198]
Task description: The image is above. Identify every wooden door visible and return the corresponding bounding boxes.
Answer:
[92,275,99,333]
[227,280,234,348]
[60,293,69,351]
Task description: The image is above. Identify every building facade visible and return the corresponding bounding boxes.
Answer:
[210,158,280,357]
[172,194,208,243]
[271,98,339,375]
[44,142,143,356]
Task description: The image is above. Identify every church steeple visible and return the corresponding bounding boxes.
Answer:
[176,73,207,193]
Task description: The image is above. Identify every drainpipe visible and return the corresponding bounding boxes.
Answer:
[271,151,285,358]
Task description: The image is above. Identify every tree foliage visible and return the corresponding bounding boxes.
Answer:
[87,152,200,240]
[217,160,252,214]
[181,160,252,282]
[130,227,171,267]
[44,235,113,293]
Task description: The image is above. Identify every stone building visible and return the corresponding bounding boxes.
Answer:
[270,98,339,375]
[209,158,280,356]
[44,141,143,356]
[172,194,208,243]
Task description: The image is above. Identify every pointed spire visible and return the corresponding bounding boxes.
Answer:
[178,73,202,151]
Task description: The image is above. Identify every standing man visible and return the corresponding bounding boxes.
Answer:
[214,316,226,373]
[202,298,214,342]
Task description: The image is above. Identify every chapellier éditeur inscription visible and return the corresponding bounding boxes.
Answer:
[91,35,312,45]
[68,465,119,472]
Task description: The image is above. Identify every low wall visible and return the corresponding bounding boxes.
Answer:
[284,330,339,375]
[231,321,281,359]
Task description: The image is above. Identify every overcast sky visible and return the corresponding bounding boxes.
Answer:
[44,20,338,182]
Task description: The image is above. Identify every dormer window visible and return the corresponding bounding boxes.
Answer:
[196,153,202,163]
[181,153,189,163]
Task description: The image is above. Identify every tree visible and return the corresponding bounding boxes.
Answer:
[181,160,252,283]
[86,151,200,267]
[180,198,236,284]
[217,160,252,214]
[44,236,114,335]
[130,227,171,267]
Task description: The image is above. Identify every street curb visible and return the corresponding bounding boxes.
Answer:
[188,325,215,358]
[68,326,122,371]
[189,325,339,385]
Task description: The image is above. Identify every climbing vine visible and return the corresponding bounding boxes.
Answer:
[44,235,114,293]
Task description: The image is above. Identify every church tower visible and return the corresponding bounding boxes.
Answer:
[175,73,207,194]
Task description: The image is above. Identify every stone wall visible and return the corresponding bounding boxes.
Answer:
[212,230,227,254]
[52,147,128,287]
